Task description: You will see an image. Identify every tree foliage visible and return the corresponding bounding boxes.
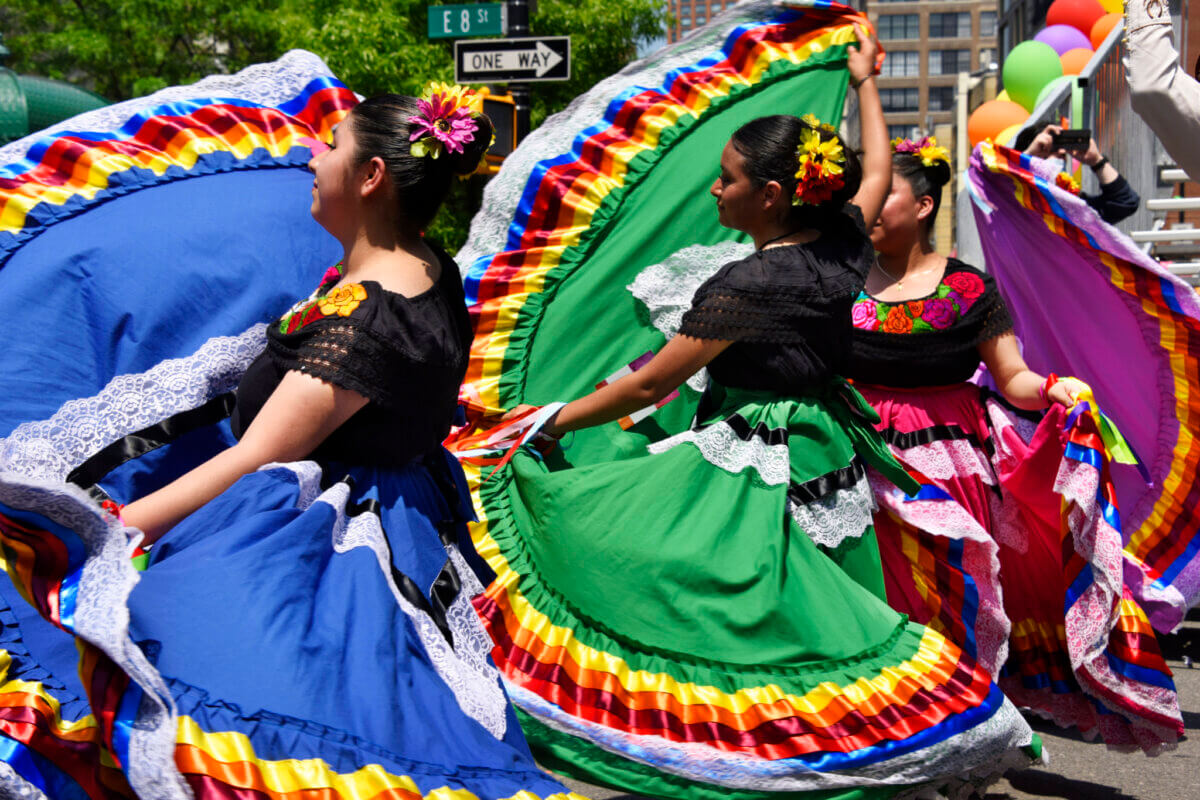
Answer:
[1,0,668,249]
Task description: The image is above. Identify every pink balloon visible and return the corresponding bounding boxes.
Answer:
[1034,24,1094,55]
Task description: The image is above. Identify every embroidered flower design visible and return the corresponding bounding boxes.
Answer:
[882,304,913,334]
[851,297,879,330]
[921,297,958,329]
[320,264,344,287]
[409,82,481,159]
[793,126,846,206]
[318,283,368,317]
[943,271,984,301]
[905,300,925,318]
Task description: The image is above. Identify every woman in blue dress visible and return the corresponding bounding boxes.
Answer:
[0,86,578,800]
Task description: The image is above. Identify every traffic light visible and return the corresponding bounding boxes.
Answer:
[477,87,516,175]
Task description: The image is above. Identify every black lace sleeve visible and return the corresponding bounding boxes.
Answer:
[975,288,1015,345]
[275,322,409,408]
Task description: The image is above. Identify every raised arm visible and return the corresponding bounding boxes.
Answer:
[979,333,1084,410]
[542,335,732,436]
[847,23,890,229]
[122,372,368,543]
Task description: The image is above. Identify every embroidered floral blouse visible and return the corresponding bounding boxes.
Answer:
[847,259,1014,388]
[231,246,472,467]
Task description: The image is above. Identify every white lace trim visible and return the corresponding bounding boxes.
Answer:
[647,421,790,486]
[0,760,49,800]
[457,0,793,270]
[0,476,191,800]
[0,50,341,166]
[788,474,876,549]
[505,680,1037,793]
[294,473,510,740]
[0,325,266,482]
[892,438,996,485]
[627,241,754,392]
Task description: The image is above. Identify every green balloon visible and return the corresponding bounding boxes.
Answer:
[1002,41,1064,111]
[1035,75,1074,110]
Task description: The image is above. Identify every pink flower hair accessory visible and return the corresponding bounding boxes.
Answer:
[408,81,483,160]
[891,135,951,169]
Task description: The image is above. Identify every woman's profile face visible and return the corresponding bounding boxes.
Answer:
[870,171,924,253]
[710,141,763,233]
[308,119,361,234]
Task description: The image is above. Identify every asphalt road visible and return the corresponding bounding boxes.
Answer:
[552,614,1200,800]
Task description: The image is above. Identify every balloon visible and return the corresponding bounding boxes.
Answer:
[1060,47,1095,75]
[1046,0,1107,35]
[1098,0,1123,12]
[1002,41,1064,111]
[1091,12,1122,47]
[996,123,1025,147]
[1035,24,1094,55]
[997,89,1012,103]
[968,100,1030,147]
[1035,75,1074,109]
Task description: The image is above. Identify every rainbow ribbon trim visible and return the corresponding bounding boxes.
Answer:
[976,141,1200,631]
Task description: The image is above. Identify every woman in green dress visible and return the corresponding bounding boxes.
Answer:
[471,26,1043,799]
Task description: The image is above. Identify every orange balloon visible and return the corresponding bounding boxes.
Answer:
[1046,0,1106,36]
[967,100,1030,148]
[1090,12,1121,47]
[1060,47,1095,75]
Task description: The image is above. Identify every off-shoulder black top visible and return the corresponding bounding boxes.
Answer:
[678,205,875,395]
[847,259,1014,387]
[231,244,471,467]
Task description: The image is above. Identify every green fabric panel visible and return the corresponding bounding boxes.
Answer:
[519,709,900,800]
[818,528,887,602]
[504,54,851,468]
[505,441,904,666]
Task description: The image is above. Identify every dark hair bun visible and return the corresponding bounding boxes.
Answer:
[448,114,494,176]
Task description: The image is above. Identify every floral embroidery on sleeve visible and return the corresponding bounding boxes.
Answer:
[278,280,369,335]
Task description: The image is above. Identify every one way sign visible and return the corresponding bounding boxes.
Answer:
[455,36,571,84]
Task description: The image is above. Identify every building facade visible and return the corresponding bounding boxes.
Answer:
[867,0,998,142]
[667,0,743,42]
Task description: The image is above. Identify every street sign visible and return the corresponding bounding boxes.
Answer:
[428,3,506,39]
[455,36,571,84]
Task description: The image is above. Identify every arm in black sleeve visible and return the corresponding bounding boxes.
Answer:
[1082,174,1141,225]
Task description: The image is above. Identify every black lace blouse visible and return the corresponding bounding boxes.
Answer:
[678,205,875,395]
[847,259,1014,388]
[231,245,471,467]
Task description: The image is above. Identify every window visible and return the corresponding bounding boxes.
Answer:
[877,14,920,40]
[929,49,971,75]
[979,48,997,69]
[880,50,921,77]
[888,124,920,140]
[980,11,997,37]
[929,12,971,38]
[928,85,956,111]
[880,87,919,112]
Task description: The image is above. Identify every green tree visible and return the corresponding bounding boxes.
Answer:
[2,0,669,249]
[0,0,286,99]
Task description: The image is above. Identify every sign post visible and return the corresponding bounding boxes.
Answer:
[427,3,507,39]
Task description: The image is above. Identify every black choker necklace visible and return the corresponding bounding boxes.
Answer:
[756,230,803,256]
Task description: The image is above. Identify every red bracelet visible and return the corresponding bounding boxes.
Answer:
[1039,373,1059,405]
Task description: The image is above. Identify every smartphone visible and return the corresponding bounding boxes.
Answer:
[1051,128,1091,152]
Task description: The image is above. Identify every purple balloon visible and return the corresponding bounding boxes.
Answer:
[1033,24,1093,56]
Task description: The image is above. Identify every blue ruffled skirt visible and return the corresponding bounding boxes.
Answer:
[0,327,575,800]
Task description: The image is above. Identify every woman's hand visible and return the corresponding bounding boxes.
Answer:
[1047,377,1088,408]
[847,22,879,86]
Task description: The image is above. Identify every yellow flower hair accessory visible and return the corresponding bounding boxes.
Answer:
[1055,171,1081,195]
[793,125,846,207]
[801,113,837,135]
[892,135,951,169]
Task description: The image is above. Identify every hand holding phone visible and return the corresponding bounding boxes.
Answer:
[1050,128,1091,154]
